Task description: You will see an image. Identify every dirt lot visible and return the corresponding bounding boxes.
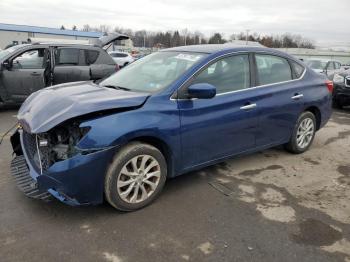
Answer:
[0,107,349,262]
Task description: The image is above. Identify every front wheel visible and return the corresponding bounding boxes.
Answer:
[285,111,316,154]
[105,142,167,211]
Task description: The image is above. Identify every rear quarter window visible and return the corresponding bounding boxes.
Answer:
[85,50,99,65]
[291,61,305,79]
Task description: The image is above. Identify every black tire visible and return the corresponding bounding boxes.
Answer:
[124,62,129,67]
[105,142,167,211]
[285,111,316,154]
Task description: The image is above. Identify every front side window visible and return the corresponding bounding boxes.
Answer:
[12,49,46,69]
[192,54,250,94]
[56,48,79,65]
[256,54,292,85]
[100,51,207,92]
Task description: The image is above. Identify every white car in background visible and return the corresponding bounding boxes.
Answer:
[108,51,134,67]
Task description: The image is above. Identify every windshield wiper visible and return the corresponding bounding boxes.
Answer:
[102,85,131,91]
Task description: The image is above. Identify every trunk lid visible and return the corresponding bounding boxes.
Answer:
[89,33,129,48]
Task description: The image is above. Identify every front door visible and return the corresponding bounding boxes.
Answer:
[178,54,258,170]
[1,48,49,102]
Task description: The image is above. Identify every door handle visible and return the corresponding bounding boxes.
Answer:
[31,72,40,76]
[291,94,304,100]
[240,103,257,110]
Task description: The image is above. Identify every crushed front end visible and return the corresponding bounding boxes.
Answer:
[10,121,117,206]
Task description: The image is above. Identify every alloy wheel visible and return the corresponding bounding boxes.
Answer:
[296,118,315,149]
[117,155,161,204]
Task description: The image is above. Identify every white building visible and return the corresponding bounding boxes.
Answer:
[275,48,350,64]
[0,23,133,50]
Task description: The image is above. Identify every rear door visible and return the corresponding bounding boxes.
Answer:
[253,53,305,147]
[178,54,258,169]
[53,47,90,85]
[1,48,49,102]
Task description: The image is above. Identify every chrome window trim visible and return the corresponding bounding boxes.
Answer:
[170,50,306,100]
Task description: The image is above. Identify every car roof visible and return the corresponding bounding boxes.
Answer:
[163,44,277,54]
[108,51,129,54]
[306,58,339,63]
[13,43,98,49]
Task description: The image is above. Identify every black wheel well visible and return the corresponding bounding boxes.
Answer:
[129,136,173,176]
[305,106,321,130]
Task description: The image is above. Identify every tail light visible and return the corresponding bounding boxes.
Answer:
[115,64,120,72]
[325,80,333,93]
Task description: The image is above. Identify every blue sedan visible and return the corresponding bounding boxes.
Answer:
[11,44,333,211]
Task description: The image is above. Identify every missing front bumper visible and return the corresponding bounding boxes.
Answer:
[10,155,52,201]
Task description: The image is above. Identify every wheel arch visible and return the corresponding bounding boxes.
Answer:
[304,106,321,130]
[127,135,174,177]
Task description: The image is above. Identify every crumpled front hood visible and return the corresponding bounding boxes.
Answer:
[18,81,149,133]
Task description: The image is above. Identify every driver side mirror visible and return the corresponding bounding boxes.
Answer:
[1,61,11,70]
[187,83,216,99]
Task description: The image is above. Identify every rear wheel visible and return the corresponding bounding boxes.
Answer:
[105,142,167,211]
[285,111,316,154]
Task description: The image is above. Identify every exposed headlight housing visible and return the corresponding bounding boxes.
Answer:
[333,74,345,84]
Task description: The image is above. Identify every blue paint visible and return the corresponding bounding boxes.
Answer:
[14,45,333,206]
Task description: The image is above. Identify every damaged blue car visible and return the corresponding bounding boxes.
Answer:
[10,44,333,211]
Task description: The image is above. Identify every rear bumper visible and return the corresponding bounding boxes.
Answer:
[10,130,117,206]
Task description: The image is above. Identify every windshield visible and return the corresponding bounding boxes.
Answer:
[306,60,327,70]
[100,51,207,92]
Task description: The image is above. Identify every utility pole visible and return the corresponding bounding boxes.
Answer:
[183,28,188,45]
[246,29,250,45]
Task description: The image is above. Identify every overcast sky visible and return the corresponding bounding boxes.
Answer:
[0,0,349,46]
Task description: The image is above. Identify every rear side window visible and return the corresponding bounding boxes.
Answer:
[56,48,79,65]
[334,62,341,69]
[291,61,305,79]
[85,50,99,65]
[255,54,292,85]
[192,54,250,94]
[111,53,128,58]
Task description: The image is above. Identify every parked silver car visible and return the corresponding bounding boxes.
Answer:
[305,59,342,80]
